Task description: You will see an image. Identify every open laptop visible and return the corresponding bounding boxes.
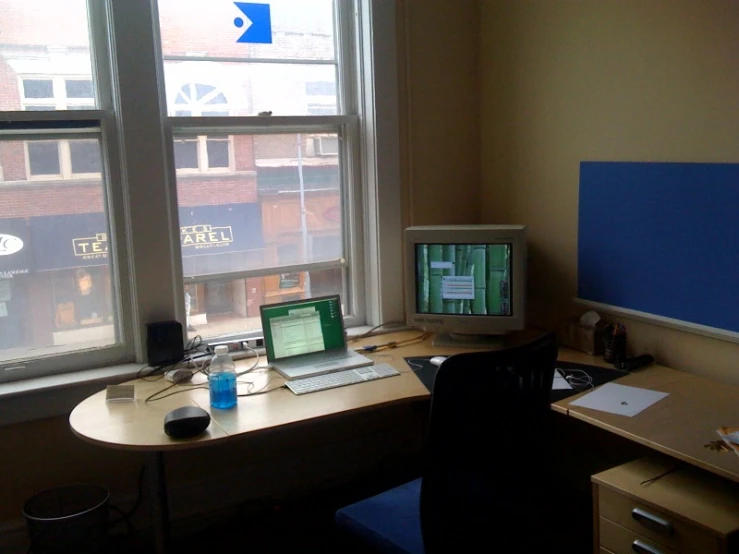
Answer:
[260,295,374,380]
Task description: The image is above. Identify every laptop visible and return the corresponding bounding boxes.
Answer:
[260,295,374,380]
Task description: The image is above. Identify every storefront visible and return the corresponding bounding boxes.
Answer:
[180,203,265,322]
[31,212,115,347]
[0,218,32,350]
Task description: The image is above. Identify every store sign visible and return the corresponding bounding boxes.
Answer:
[0,219,31,277]
[73,233,109,260]
[31,213,110,271]
[180,225,234,250]
[0,234,24,256]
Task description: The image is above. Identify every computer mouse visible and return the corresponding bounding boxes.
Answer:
[429,356,448,367]
[163,406,210,439]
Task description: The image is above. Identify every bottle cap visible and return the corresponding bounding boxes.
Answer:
[214,345,229,355]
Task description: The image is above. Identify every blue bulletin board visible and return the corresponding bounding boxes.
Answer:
[578,162,739,339]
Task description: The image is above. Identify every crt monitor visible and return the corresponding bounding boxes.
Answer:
[404,225,526,347]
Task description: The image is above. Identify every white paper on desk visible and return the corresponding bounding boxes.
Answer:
[569,383,668,417]
[552,370,573,390]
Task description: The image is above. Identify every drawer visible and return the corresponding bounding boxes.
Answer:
[600,548,616,554]
[600,518,678,554]
[598,486,719,553]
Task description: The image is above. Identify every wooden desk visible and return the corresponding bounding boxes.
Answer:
[69,331,739,552]
[553,363,739,485]
[69,332,436,553]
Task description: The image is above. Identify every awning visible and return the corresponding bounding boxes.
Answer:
[27,203,264,275]
[0,218,31,278]
[180,203,264,278]
[31,213,109,272]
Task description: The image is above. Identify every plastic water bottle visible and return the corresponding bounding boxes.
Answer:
[209,345,237,409]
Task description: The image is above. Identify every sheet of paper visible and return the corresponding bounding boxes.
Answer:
[569,383,668,417]
[552,370,573,390]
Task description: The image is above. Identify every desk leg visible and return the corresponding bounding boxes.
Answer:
[148,452,170,554]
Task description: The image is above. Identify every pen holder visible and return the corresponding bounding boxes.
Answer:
[603,326,627,364]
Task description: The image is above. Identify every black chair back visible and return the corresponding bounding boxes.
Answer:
[420,332,558,553]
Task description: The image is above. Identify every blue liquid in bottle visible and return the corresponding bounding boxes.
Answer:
[209,372,237,409]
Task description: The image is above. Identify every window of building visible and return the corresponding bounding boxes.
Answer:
[20,76,99,181]
[0,0,401,386]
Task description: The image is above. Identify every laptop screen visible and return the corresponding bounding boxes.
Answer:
[260,296,346,361]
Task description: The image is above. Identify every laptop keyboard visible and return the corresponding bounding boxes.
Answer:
[286,364,400,395]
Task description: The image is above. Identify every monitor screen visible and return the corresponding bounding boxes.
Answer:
[414,243,512,316]
[405,225,526,342]
[260,295,345,361]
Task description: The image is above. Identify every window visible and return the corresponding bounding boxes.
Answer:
[19,77,98,180]
[159,0,356,341]
[0,0,401,384]
[0,0,129,379]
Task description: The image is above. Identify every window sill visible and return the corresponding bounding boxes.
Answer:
[0,363,140,427]
[0,325,406,428]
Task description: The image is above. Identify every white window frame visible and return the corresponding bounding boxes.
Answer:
[0,0,401,391]
[159,0,369,334]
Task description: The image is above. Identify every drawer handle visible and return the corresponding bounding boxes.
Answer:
[631,507,674,535]
[632,539,664,554]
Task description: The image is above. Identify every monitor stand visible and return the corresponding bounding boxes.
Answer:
[432,332,506,349]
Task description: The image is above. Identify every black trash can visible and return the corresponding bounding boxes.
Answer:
[23,484,110,554]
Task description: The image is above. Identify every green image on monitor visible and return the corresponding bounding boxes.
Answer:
[415,243,512,316]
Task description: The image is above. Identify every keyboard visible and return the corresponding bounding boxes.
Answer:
[286,363,400,395]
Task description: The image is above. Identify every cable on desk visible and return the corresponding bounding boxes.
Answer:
[355,331,430,354]
[144,382,209,403]
[238,376,286,397]
[348,321,409,342]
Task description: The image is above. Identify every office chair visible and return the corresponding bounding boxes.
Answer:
[334,333,558,554]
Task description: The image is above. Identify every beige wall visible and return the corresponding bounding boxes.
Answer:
[480,0,739,381]
[399,0,481,227]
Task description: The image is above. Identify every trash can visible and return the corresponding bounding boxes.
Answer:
[23,484,110,554]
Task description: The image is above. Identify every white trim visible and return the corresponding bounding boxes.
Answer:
[574,298,739,345]
[359,0,403,325]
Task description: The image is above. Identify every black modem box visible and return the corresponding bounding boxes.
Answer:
[146,320,185,367]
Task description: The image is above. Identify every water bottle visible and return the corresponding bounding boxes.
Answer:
[209,345,237,409]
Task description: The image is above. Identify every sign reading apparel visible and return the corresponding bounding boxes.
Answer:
[0,218,31,278]
[29,204,264,273]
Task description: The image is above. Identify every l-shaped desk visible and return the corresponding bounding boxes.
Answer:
[70,330,739,553]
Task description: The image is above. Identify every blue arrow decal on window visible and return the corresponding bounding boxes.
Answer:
[234,2,273,44]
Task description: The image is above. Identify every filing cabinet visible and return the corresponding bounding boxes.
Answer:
[592,457,739,554]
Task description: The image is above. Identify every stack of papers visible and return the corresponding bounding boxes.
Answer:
[569,383,669,417]
[717,427,739,458]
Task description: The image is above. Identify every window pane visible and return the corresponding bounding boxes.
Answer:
[25,105,56,112]
[176,132,343,279]
[22,79,53,99]
[27,142,61,176]
[65,80,94,99]
[163,61,337,117]
[158,0,336,61]
[206,138,229,168]
[184,268,344,340]
[174,140,198,169]
[70,140,102,174]
[0,0,95,111]
[0,138,118,362]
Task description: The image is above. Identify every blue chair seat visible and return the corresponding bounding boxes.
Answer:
[335,478,424,554]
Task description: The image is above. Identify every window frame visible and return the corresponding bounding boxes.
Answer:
[158,0,368,335]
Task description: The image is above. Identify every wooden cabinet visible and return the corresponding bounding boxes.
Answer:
[593,457,739,554]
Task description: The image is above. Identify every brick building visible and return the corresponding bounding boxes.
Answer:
[0,0,341,353]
